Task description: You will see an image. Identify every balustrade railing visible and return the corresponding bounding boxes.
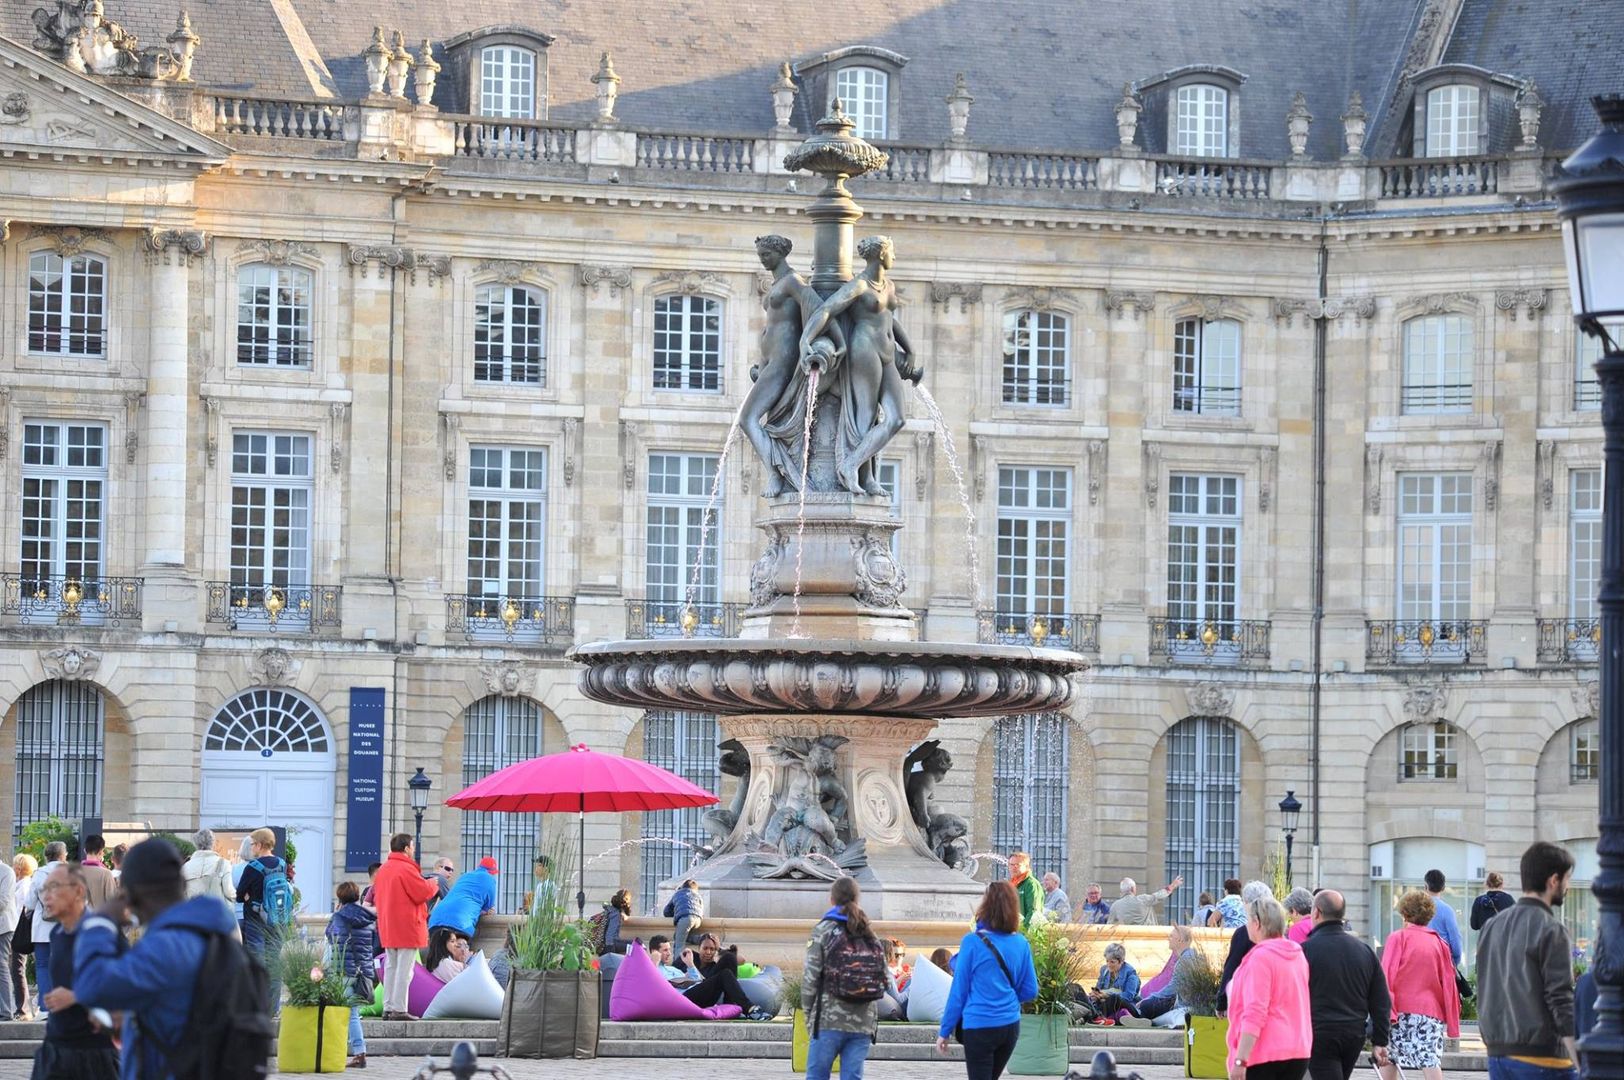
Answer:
[1149,617,1271,666]
[988,151,1100,191]
[625,598,746,638]
[976,610,1100,652]
[1152,158,1273,199]
[1537,618,1600,666]
[1365,619,1487,666]
[447,594,575,650]
[450,117,579,162]
[635,132,755,172]
[1376,156,1499,198]
[869,143,932,183]
[211,94,345,140]
[206,582,341,634]
[2,574,142,627]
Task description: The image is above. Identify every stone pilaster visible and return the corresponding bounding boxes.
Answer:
[573,263,635,642]
[1097,289,1156,663]
[1488,287,1549,667]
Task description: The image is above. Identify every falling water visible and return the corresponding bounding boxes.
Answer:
[683,401,750,620]
[962,850,1011,878]
[587,836,707,868]
[789,368,821,638]
[912,384,983,608]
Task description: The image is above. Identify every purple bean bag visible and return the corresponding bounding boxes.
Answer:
[375,955,447,1018]
[608,942,743,1021]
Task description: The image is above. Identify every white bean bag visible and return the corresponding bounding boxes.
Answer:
[906,953,952,1024]
[422,951,505,1020]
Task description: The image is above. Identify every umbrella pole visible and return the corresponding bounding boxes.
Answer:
[577,803,586,919]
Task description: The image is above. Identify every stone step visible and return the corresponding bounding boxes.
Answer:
[599,1019,1183,1046]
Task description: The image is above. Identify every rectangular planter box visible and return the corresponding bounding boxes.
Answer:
[500,969,600,1059]
[277,1004,350,1074]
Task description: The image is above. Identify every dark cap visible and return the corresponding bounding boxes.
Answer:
[119,838,184,891]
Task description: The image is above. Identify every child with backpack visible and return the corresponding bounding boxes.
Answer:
[801,877,885,1080]
[235,827,295,1016]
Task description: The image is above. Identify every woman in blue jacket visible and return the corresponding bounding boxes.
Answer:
[936,881,1039,1080]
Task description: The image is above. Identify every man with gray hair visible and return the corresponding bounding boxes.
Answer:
[26,841,67,1009]
[1302,889,1390,1080]
[1216,880,1273,1014]
[1107,874,1184,925]
[181,828,235,909]
[1041,873,1072,923]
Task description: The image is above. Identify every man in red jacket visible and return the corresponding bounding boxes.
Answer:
[374,832,439,1020]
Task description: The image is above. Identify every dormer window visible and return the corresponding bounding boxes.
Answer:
[1175,84,1228,157]
[443,26,554,119]
[481,45,536,119]
[1134,66,1246,157]
[835,66,889,140]
[794,46,907,141]
[1425,85,1480,156]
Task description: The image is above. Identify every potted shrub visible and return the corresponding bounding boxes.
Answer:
[499,839,601,1059]
[276,937,353,1073]
[1172,948,1227,1079]
[1008,918,1086,1075]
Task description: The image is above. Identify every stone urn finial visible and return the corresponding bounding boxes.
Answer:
[1516,80,1544,150]
[413,39,440,106]
[1341,90,1369,158]
[1115,82,1142,149]
[770,61,798,131]
[166,11,199,82]
[363,26,390,97]
[385,29,413,99]
[945,72,974,144]
[1286,91,1313,159]
[592,51,621,124]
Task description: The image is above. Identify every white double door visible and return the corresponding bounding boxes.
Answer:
[200,750,335,914]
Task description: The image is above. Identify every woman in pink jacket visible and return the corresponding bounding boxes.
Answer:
[1378,891,1460,1080]
[1226,896,1313,1080]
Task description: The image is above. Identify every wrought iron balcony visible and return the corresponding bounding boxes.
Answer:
[1149,617,1271,667]
[976,610,1100,652]
[1365,619,1487,667]
[1537,618,1601,666]
[2,574,142,627]
[206,581,341,634]
[625,599,746,638]
[447,594,575,651]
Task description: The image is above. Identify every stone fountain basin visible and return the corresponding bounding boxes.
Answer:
[570,637,1087,719]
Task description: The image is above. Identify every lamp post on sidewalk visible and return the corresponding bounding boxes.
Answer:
[1553,93,1624,1080]
[409,766,432,858]
[1279,790,1302,888]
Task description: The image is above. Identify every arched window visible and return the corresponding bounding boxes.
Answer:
[1400,720,1459,780]
[1425,85,1480,157]
[1164,716,1239,920]
[639,710,720,911]
[835,66,889,140]
[992,713,1069,881]
[652,295,722,392]
[1402,315,1473,413]
[474,284,546,384]
[480,45,536,119]
[205,688,330,754]
[1174,84,1228,157]
[236,264,313,367]
[461,695,542,912]
[1002,310,1070,406]
[29,251,107,357]
[13,680,104,842]
[1173,318,1241,415]
[1571,719,1600,782]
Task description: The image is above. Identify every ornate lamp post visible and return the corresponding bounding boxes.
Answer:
[409,766,432,858]
[1279,790,1302,888]
[1555,94,1624,1080]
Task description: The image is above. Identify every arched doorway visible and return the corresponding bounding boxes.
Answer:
[9,679,105,844]
[1162,716,1240,922]
[199,687,336,912]
[460,695,544,913]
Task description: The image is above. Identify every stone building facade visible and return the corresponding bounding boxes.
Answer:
[0,0,1612,957]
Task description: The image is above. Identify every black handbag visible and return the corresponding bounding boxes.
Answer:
[1454,967,1473,1000]
[13,906,33,956]
[954,931,1016,1044]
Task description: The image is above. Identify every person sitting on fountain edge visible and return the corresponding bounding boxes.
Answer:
[663,878,704,950]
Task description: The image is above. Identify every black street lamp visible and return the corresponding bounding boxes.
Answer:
[1555,93,1624,1080]
[409,766,432,858]
[1279,790,1302,889]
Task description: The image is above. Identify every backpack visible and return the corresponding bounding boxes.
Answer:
[820,921,887,1003]
[140,930,275,1080]
[587,908,612,955]
[258,857,294,926]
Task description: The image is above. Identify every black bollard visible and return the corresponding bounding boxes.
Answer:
[1065,1049,1145,1080]
[410,1040,514,1080]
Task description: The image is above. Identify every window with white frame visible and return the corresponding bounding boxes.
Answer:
[835,66,889,140]
[230,432,312,591]
[461,695,542,912]
[1575,322,1622,410]
[12,680,103,844]
[996,467,1071,618]
[1401,720,1459,780]
[992,713,1069,882]
[474,284,546,385]
[1402,315,1474,413]
[1397,473,1473,623]
[1174,84,1228,157]
[1572,719,1600,782]
[1425,85,1480,157]
[467,446,547,604]
[876,458,902,560]
[1173,318,1241,415]
[1166,474,1241,633]
[646,453,720,624]
[640,710,721,912]
[1572,469,1602,620]
[1002,310,1070,406]
[20,422,106,594]
[28,251,106,357]
[653,295,722,393]
[236,264,313,367]
[480,45,536,119]
[1164,715,1239,922]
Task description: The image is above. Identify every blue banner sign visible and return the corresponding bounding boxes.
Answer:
[345,687,386,871]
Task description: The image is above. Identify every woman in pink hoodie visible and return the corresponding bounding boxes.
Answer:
[1378,891,1460,1080]
[1225,896,1313,1080]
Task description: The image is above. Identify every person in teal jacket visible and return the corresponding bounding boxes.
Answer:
[936,881,1039,1080]
[427,857,499,939]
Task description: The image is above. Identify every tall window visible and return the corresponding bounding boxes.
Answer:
[1002,310,1070,406]
[13,680,103,843]
[1175,84,1228,157]
[1575,322,1622,410]
[480,45,535,119]
[236,264,313,367]
[995,467,1071,617]
[877,458,902,559]
[1166,474,1241,634]
[1397,473,1472,623]
[474,284,546,385]
[640,710,721,912]
[653,295,722,392]
[28,251,106,357]
[1425,85,1480,157]
[461,696,542,913]
[1173,318,1241,415]
[20,422,106,595]
[1572,719,1600,782]
[230,432,312,592]
[646,453,720,626]
[1164,716,1239,921]
[1402,315,1473,414]
[1401,721,1459,780]
[835,66,888,140]
[1572,469,1602,619]
[467,446,546,606]
[992,714,1069,881]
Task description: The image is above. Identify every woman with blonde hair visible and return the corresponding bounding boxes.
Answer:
[1226,897,1312,1080]
[9,854,38,1019]
[1379,891,1459,1080]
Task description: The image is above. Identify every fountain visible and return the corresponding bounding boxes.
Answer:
[571,102,1089,919]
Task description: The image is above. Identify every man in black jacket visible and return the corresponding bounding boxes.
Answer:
[1302,890,1392,1080]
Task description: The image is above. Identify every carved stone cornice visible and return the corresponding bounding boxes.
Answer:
[1495,288,1548,321]
[345,244,447,282]
[1401,291,1479,315]
[475,259,535,285]
[37,225,109,257]
[930,281,983,312]
[1173,293,1249,322]
[1004,285,1067,312]
[579,264,633,296]
[250,647,294,685]
[480,660,536,697]
[42,646,99,681]
[237,239,316,266]
[653,269,724,294]
[1270,295,1377,326]
[1187,681,1234,718]
[142,228,207,265]
[1402,679,1449,722]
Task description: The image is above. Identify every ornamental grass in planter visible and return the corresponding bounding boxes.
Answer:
[1008,917,1089,1076]
[499,838,602,1059]
[276,937,353,1074]
[1172,949,1228,1079]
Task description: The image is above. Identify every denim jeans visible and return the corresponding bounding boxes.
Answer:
[806,1028,872,1080]
[32,941,51,1008]
[960,1021,1021,1080]
[0,931,12,1017]
[674,914,702,949]
[1489,1058,1580,1080]
[348,1006,366,1055]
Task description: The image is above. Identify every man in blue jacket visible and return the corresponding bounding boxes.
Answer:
[428,856,500,938]
[73,837,241,1080]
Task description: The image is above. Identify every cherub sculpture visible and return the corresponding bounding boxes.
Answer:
[904,739,970,869]
[762,735,851,857]
[700,738,751,852]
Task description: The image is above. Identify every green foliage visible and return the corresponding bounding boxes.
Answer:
[1023,918,1090,1018]
[1460,969,1479,1021]
[781,972,802,1012]
[1261,839,1289,901]
[151,831,197,860]
[1170,948,1222,1017]
[17,817,76,861]
[285,838,298,866]
[509,835,596,972]
[278,936,354,1007]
